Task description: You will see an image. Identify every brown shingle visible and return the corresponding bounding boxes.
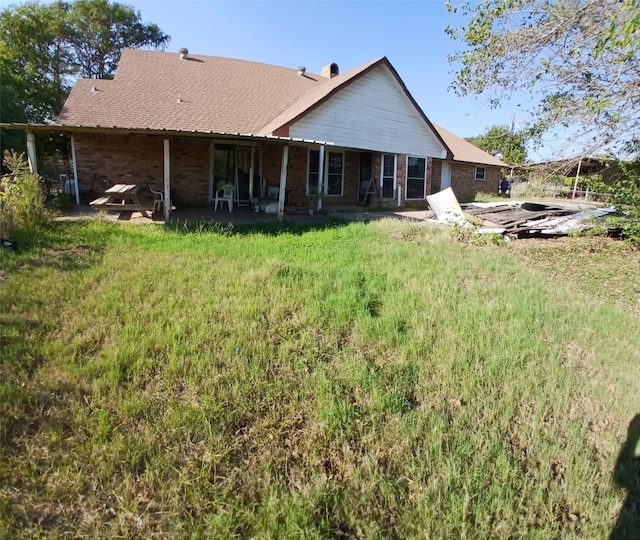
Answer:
[56,49,331,134]
[433,124,507,167]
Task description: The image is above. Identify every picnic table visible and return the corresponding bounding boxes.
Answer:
[90,184,151,218]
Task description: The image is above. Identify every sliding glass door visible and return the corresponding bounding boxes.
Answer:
[210,142,261,205]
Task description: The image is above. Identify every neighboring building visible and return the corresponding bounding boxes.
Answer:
[9,49,506,216]
[431,124,507,201]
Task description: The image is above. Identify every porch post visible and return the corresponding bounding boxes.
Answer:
[70,135,80,204]
[163,139,171,220]
[571,157,582,201]
[249,144,255,204]
[317,145,325,213]
[26,131,38,175]
[277,144,289,222]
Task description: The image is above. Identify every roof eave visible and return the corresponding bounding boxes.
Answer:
[0,123,334,145]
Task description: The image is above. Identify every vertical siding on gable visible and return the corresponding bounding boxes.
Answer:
[289,66,446,158]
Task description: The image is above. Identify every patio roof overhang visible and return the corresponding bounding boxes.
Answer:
[0,122,335,147]
[2,123,332,223]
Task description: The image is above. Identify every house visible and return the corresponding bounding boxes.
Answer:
[12,48,507,218]
[431,124,507,201]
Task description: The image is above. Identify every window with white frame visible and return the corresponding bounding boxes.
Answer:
[307,149,320,195]
[381,154,396,199]
[406,156,426,199]
[307,150,344,196]
[475,166,486,181]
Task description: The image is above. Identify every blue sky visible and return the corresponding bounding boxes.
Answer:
[122,0,522,144]
[2,0,559,159]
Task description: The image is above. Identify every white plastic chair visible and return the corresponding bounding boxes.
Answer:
[214,184,235,212]
[149,185,165,213]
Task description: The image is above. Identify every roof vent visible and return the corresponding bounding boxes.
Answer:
[179,47,189,60]
[298,65,306,77]
[177,94,184,104]
[321,63,339,78]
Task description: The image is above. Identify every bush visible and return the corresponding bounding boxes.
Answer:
[0,150,50,240]
[46,192,75,210]
[600,160,640,245]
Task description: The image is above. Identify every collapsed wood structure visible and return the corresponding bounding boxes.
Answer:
[462,202,618,236]
[426,188,619,237]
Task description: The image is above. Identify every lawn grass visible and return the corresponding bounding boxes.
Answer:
[1,218,639,538]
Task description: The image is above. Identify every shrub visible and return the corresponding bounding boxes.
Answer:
[0,150,50,240]
[46,192,75,210]
[600,160,640,245]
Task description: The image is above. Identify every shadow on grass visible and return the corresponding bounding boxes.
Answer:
[4,221,132,254]
[610,413,640,539]
[163,217,354,237]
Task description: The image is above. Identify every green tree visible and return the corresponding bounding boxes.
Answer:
[0,1,72,124]
[446,0,640,159]
[0,0,170,157]
[465,124,528,165]
[67,0,169,80]
[0,72,27,155]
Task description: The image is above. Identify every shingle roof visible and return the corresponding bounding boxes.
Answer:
[56,49,334,134]
[55,48,498,167]
[432,123,507,167]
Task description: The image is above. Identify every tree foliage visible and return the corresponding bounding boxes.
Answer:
[0,0,169,126]
[465,124,528,165]
[67,0,169,80]
[0,1,72,124]
[446,0,640,159]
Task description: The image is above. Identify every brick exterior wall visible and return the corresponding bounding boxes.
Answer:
[168,138,210,205]
[430,160,503,201]
[74,133,164,201]
[262,144,362,206]
[74,132,488,208]
[342,151,360,205]
[261,142,284,196]
[74,133,210,204]
[431,160,443,192]
[261,143,309,205]
[371,154,435,208]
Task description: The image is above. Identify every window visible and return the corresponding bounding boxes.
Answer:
[475,166,486,181]
[309,150,344,196]
[213,144,236,188]
[406,156,426,199]
[307,150,320,195]
[381,154,396,199]
[326,151,344,196]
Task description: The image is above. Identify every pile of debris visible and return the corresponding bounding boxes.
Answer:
[426,188,618,237]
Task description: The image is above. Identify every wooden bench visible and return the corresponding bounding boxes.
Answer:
[90,197,149,213]
[90,196,110,209]
[104,202,147,211]
[91,184,152,217]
